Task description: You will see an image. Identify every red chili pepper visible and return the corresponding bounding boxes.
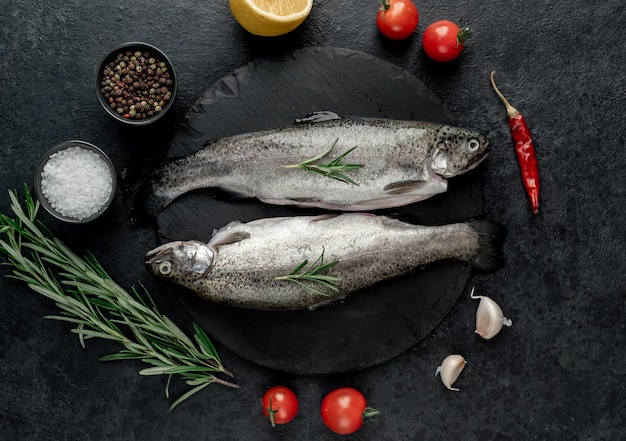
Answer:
[490,71,540,214]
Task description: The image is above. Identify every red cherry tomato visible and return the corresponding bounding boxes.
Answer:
[320,387,379,435]
[422,20,472,62]
[376,0,419,40]
[261,386,299,426]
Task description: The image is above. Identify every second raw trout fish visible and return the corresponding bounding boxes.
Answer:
[126,112,491,221]
[145,213,505,310]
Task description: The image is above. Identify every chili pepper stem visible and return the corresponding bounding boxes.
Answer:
[490,71,520,119]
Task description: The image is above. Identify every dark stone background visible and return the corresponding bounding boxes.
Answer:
[1,0,624,440]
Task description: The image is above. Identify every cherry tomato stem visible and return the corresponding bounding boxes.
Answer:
[362,406,381,422]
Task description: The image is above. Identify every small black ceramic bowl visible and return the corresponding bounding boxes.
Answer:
[34,140,117,223]
[95,42,177,126]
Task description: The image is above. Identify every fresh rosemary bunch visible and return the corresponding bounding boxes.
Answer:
[0,186,238,411]
[283,138,364,185]
[275,248,340,296]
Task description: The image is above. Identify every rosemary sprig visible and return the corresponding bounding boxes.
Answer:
[275,248,340,296]
[0,185,238,411]
[282,138,364,185]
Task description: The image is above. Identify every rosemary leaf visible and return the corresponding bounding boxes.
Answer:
[185,377,213,385]
[100,350,144,362]
[283,139,364,185]
[299,139,337,164]
[165,374,173,399]
[141,365,216,376]
[285,278,331,297]
[71,328,122,341]
[193,322,220,360]
[77,322,87,349]
[311,261,339,275]
[276,248,341,295]
[287,259,309,276]
[139,366,174,376]
[169,381,212,412]
[44,315,90,326]
[162,315,197,349]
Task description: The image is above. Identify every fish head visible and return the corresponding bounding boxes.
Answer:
[145,240,214,287]
[431,127,491,178]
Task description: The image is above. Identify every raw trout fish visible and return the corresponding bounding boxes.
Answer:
[126,112,490,221]
[145,213,505,311]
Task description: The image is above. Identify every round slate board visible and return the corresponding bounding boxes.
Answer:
[156,47,483,375]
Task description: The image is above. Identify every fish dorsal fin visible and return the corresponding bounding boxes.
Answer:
[384,180,447,195]
[294,111,342,124]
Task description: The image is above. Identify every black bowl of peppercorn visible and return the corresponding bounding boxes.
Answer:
[95,42,177,125]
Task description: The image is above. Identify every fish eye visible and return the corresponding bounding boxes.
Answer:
[158,261,173,275]
[467,138,480,152]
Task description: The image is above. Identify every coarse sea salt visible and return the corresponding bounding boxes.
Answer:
[40,146,113,220]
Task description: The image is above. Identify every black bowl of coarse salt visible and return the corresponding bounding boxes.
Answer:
[95,42,177,126]
[34,141,117,223]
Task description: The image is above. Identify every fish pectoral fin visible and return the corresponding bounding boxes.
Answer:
[310,213,339,222]
[294,111,342,124]
[384,180,447,196]
[209,230,251,246]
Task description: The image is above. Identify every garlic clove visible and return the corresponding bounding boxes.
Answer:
[435,354,467,391]
[470,287,512,340]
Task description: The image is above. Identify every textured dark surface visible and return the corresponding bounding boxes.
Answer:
[1,1,625,440]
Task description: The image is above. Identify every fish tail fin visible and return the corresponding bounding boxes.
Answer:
[121,162,173,225]
[467,219,507,272]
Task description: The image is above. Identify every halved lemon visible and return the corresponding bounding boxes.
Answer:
[229,0,313,37]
